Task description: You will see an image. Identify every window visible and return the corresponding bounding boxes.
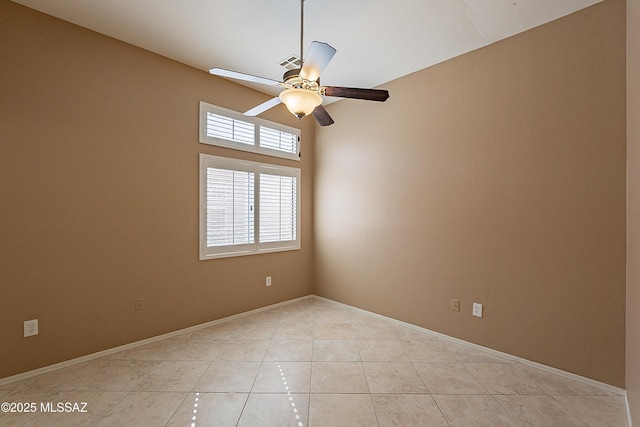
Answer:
[199,102,300,160]
[200,154,300,259]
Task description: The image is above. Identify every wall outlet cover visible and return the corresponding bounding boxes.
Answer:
[24,319,38,337]
[473,303,483,318]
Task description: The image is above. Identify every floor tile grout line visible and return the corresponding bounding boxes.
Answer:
[304,352,313,427]
[364,392,381,427]
[235,349,264,426]
[162,391,192,427]
[489,392,531,427]
[358,359,372,395]
[189,359,215,394]
[234,393,250,427]
[550,394,624,427]
[409,359,434,395]
[429,394,455,427]
[458,359,497,396]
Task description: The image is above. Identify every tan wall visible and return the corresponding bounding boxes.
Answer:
[0,0,314,379]
[628,0,640,420]
[315,0,626,387]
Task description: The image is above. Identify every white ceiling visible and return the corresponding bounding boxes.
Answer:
[13,0,602,99]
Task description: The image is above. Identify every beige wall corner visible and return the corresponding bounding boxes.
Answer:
[0,0,314,379]
[315,0,626,387]
[627,0,640,422]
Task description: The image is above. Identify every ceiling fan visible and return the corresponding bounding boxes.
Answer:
[209,0,389,126]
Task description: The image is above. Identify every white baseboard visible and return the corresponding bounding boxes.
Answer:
[0,295,313,387]
[313,295,627,396]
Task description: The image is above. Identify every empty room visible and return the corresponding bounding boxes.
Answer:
[1,0,639,425]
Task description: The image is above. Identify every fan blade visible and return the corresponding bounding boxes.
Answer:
[244,97,282,117]
[209,68,281,86]
[323,86,389,102]
[312,105,334,126]
[300,41,336,82]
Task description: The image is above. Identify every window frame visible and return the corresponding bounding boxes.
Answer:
[199,102,301,161]
[199,154,301,260]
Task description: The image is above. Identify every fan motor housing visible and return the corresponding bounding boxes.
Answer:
[283,68,319,91]
[283,68,302,82]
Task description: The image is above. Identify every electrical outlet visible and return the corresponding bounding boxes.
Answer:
[24,319,38,337]
[135,298,144,311]
[450,299,460,312]
[473,303,483,318]
[266,276,272,287]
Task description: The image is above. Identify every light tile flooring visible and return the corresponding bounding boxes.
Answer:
[0,297,630,426]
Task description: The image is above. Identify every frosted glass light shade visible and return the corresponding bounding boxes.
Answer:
[279,88,322,119]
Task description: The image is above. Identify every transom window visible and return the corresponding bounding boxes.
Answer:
[199,102,300,160]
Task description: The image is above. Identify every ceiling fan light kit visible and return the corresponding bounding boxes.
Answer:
[209,0,389,126]
[279,88,322,119]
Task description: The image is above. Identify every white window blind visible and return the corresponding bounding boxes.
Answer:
[206,112,254,146]
[260,174,297,243]
[259,127,298,154]
[200,154,300,259]
[205,168,254,246]
[199,102,300,160]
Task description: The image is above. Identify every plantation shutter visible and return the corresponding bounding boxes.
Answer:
[206,112,255,145]
[200,103,300,161]
[200,154,300,260]
[259,173,297,243]
[259,126,298,155]
[205,167,255,247]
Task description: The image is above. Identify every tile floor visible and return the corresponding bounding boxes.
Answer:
[0,297,630,426]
